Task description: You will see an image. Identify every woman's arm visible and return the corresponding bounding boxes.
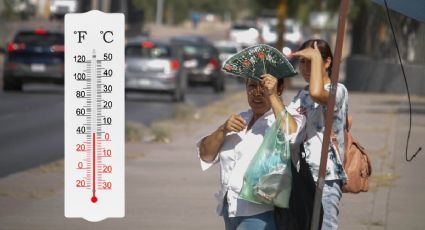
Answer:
[199,114,246,162]
[308,53,329,105]
[292,41,330,105]
[261,74,298,134]
[269,94,298,134]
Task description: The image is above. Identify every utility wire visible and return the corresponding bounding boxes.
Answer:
[383,0,422,161]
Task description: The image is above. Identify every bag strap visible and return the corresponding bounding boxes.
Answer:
[331,111,351,159]
[284,110,291,162]
[276,109,288,134]
[331,110,351,140]
[275,110,284,129]
[285,110,289,136]
[277,110,290,161]
[345,111,355,132]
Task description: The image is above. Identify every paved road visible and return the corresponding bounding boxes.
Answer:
[0,79,243,177]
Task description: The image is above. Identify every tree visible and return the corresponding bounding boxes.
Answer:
[251,0,341,50]
[350,0,425,64]
[130,0,253,25]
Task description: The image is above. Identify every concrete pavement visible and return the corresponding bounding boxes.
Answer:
[338,92,425,230]
[0,89,424,230]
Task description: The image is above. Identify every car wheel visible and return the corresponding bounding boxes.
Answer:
[213,78,224,93]
[172,88,185,102]
[237,77,246,84]
[213,83,220,93]
[3,77,22,91]
[220,80,225,92]
[179,91,186,102]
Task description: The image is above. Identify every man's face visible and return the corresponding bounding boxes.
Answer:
[246,79,270,115]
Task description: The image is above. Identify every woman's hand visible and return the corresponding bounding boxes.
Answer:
[291,41,322,61]
[200,114,245,163]
[261,74,279,97]
[222,114,246,133]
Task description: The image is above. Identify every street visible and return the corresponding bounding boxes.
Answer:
[0,79,243,177]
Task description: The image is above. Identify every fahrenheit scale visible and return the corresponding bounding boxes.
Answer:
[64,10,124,222]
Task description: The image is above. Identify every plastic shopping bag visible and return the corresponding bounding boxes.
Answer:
[239,111,292,208]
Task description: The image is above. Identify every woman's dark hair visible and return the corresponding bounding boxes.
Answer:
[277,78,284,90]
[298,39,333,76]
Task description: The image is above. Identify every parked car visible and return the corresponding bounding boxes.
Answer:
[3,29,64,91]
[170,36,225,92]
[213,40,245,83]
[228,22,261,48]
[12,0,36,20]
[213,40,243,64]
[261,19,304,66]
[125,38,187,102]
[261,18,303,50]
[50,0,78,20]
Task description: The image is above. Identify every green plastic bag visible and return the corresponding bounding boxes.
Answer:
[239,111,292,208]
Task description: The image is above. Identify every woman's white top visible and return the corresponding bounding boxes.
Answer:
[197,108,304,217]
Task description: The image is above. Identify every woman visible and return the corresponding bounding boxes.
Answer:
[289,39,348,230]
[197,75,303,230]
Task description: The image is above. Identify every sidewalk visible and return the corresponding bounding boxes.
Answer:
[0,90,424,230]
[338,92,425,230]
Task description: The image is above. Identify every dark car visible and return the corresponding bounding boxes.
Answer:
[3,29,64,91]
[125,38,187,102]
[170,36,225,92]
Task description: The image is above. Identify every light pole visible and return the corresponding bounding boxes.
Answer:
[156,0,164,25]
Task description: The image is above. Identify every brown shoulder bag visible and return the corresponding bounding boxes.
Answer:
[332,115,372,193]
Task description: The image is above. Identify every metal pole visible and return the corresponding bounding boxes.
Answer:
[276,0,287,52]
[101,0,110,12]
[91,0,97,10]
[120,0,127,17]
[310,0,350,229]
[156,0,164,25]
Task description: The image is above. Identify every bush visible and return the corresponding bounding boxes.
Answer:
[150,122,172,143]
[125,122,147,142]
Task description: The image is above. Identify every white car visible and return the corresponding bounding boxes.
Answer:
[50,0,78,19]
[228,23,261,48]
[261,18,303,48]
[213,40,243,64]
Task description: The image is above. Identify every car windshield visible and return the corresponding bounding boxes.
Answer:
[216,46,238,54]
[14,32,63,46]
[232,24,255,30]
[125,44,171,58]
[270,24,294,33]
[182,45,213,57]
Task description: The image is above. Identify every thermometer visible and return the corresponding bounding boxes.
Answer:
[64,10,125,222]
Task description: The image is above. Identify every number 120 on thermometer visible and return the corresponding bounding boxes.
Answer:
[64,10,125,222]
